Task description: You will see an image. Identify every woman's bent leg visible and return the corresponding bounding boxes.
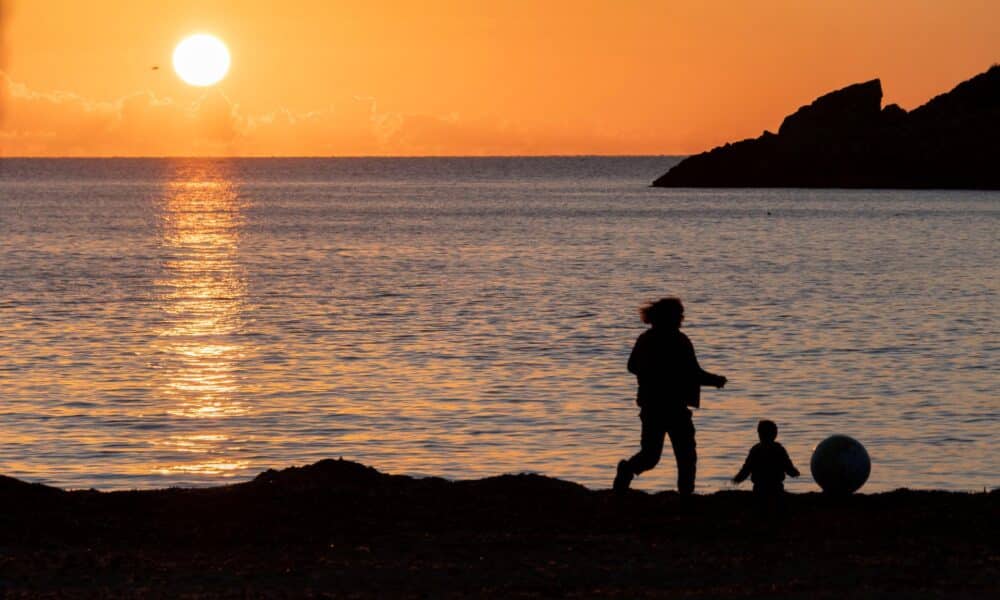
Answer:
[626,414,666,475]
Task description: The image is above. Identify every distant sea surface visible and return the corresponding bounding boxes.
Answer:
[1,157,996,492]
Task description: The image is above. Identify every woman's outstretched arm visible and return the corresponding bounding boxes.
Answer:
[684,334,727,388]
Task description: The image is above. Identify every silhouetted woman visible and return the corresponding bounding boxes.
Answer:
[614,297,726,494]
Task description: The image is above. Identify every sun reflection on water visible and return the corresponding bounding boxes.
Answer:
[153,162,251,477]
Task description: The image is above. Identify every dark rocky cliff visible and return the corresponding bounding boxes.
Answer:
[652,65,1000,189]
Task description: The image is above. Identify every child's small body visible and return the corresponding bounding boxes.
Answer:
[733,420,800,494]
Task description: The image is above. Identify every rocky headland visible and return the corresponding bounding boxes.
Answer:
[1,459,996,597]
[653,65,1000,188]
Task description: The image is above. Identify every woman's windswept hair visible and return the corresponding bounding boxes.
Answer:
[640,297,684,327]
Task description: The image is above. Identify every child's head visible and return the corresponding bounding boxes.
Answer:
[640,297,684,329]
[757,419,778,442]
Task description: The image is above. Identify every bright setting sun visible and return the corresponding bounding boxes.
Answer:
[172,34,230,87]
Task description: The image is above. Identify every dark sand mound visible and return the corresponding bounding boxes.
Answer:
[1,459,996,597]
[653,65,1000,189]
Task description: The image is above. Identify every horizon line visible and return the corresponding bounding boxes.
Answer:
[0,154,683,160]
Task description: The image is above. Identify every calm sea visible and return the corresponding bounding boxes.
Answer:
[0,157,996,492]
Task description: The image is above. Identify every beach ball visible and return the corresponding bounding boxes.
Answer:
[810,435,870,494]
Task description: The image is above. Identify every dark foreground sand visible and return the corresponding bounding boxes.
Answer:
[1,460,996,598]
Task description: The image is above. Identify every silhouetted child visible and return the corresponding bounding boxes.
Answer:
[732,420,800,496]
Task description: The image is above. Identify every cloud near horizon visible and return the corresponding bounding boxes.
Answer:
[0,73,650,157]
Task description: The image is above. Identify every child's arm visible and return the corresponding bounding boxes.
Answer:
[732,449,753,484]
[783,447,800,477]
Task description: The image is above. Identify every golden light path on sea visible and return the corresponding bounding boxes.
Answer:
[152,163,250,477]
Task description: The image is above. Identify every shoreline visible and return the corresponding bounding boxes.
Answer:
[7,466,995,496]
[1,458,996,597]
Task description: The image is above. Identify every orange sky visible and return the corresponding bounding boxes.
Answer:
[1,0,998,156]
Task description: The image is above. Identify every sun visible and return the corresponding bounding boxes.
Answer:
[173,34,231,87]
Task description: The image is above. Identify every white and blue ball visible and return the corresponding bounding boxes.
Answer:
[810,435,870,494]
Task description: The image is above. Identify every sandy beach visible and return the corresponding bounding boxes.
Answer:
[1,459,995,597]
